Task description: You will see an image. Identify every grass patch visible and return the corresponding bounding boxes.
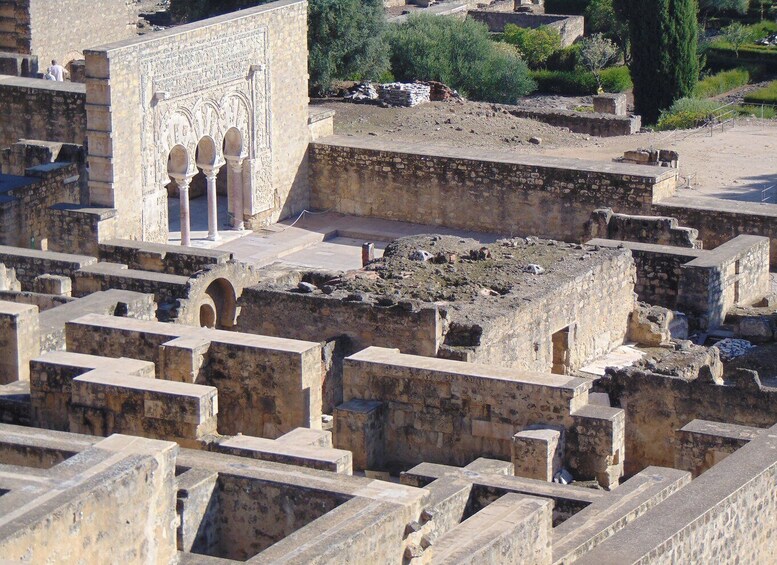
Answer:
[743,80,777,105]
[694,68,750,98]
[531,66,631,95]
[656,98,720,130]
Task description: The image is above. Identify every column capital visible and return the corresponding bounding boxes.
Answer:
[224,156,244,174]
[170,173,195,190]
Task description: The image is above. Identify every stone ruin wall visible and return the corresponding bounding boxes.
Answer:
[0,163,80,249]
[0,0,136,66]
[0,77,86,149]
[462,249,635,373]
[84,0,310,243]
[468,11,584,46]
[309,137,678,243]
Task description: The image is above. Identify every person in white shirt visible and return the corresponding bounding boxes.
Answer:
[46,60,66,82]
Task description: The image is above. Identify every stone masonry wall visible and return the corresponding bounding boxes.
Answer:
[468,11,584,46]
[0,76,86,150]
[85,0,310,242]
[340,347,591,469]
[506,107,641,137]
[678,235,770,329]
[0,245,96,290]
[463,249,635,373]
[27,0,135,66]
[237,287,443,358]
[310,137,677,243]
[0,163,80,248]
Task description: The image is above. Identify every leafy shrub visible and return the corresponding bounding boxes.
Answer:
[656,98,720,130]
[388,15,535,103]
[530,69,598,94]
[530,66,630,95]
[693,68,750,97]
[744,80,777,104]
[599,66,633,91]
[546,44,582,71]
[502,24,562,69]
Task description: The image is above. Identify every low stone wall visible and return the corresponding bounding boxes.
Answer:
[505,107,641,137]
[237,286,443,358]
[602,361,777,475]
[98,239,232,276]
[310,136,677,243]
[0,245,96,290]
[336,346,625,486]
[654,196,777,267]
[585,208,700,248]
[0,76,86,149]
[575,422,777,565]
[47,205,118,257]
[0,163,80,248]
[468,11,584,46]
[65,314,323,439]
[675,419,762,478]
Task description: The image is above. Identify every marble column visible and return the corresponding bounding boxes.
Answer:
[203,165,222,241]
[226,157,245,230]
[175,176,192,247]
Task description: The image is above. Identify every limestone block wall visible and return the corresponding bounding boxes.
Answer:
[505,107,641,137]
[84,0,310,242]
[237,287,443,357]
[602,365,777,475]
[678,235,770,329]
[98,239,232,275]
[575,422,777,565]
[0,163,80,248]
[65,314,323,439]
[309,137,677,243]
[655,198,777,266]
[585,209,700,248]
[27,0,135,66]
[468,11,584,46]
[675,419,762,478]
[0,0,135,64]
[462,250,635,373]
[47,205,118,257]
[0,300,39,383]
[338,347,624,486]
[0,245,96,290]
[0,433,179,564]
[0,76,86,150]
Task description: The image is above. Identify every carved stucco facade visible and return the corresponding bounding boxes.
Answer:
[84,0,310,242]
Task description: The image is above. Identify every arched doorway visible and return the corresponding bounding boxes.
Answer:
[203,278,237,329]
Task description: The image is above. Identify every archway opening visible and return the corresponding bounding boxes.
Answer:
[205,277,237,329]
[200,303,217,328]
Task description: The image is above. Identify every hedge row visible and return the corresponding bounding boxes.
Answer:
[531,66,632,95]
[706,45,777,73]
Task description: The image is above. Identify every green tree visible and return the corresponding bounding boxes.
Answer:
[308,0,389,95]
[585,0,629,58]
[502,25,562,69]
[721,22,755,56]
[389,15,535,103]
[579,34,619,91]
[615,0,699,124]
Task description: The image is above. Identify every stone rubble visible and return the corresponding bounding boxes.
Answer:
[377,82,431,107]
[712,338,755,362]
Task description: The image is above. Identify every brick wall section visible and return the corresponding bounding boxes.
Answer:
[338,347,624,486]
[0,76,86,149]
[0,163,80,248]
[602,365,777,475]
[309,137,677,242]
[47,205,118,257]
[678,235,770,329]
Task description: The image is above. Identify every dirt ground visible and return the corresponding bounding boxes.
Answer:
[316,97,777,203]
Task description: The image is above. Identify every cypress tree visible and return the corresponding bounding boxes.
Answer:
[615,0,699,124]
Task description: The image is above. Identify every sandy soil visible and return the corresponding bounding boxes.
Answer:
[316,97,777,204]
